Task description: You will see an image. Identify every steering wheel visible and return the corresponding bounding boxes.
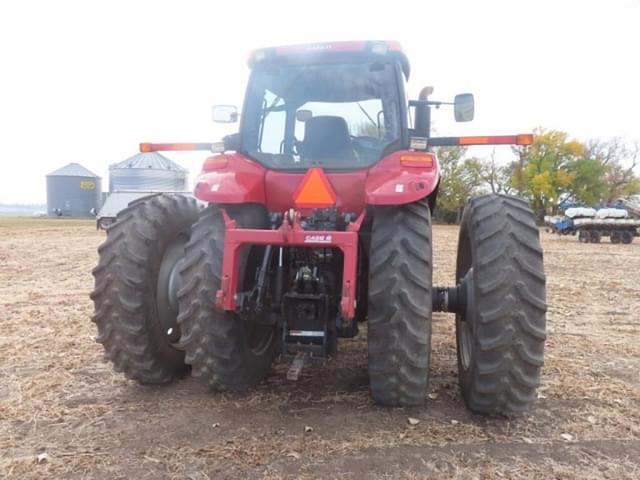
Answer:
[351,135,381,150]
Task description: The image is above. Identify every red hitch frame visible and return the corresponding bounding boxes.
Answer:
[216,210,366,319]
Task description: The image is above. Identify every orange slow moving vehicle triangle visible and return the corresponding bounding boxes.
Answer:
[294,167,337,208]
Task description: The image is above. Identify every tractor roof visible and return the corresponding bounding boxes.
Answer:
[248,41,411,79]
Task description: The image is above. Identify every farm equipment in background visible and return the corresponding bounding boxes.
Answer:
[622,196,640,218]
[91,41,546,415]
[545,201,640,243]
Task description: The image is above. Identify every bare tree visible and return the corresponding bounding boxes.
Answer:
[481,148,515,195]
[586,138,640,201]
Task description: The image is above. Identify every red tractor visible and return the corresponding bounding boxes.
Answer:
[92,41,546,415]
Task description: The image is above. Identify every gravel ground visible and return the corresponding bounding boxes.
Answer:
[1,217,639,479]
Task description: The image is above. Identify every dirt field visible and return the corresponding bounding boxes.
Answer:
[1,217,639,479]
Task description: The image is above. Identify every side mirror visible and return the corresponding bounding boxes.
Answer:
[454,93,474,122]
[212,105,238,123]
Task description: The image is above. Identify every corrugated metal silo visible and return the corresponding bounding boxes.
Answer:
[109,152,188,192]
[46,163,102,217]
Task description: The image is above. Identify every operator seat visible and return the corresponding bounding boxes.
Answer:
[300,116,354,162]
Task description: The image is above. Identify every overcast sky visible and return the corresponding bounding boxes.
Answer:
[1,0,639,204]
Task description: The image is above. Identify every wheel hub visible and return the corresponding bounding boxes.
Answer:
[433,269,476,370]
[157,236,187,345]
[432,269,474,316]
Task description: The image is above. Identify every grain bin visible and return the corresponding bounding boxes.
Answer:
[109,152,188,192]
[46,163,102,217]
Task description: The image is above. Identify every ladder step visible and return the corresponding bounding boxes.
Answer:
[288,330,324,338]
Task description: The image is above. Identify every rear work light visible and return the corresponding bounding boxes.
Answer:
[370,42,389,55]
[401,152,435,168]
[202,156,228,171]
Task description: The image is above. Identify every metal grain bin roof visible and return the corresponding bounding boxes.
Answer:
[108,152,188,192]
[47,162,101,178]
[110,152,187,172]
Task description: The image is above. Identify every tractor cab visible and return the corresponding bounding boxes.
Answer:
[214,41,473,171]
[234,41,409,171]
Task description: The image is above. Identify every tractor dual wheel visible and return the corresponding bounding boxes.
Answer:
[367,199,432,406]
[177,205,277,391]
[91,194,200,383]
[455,194,546,416]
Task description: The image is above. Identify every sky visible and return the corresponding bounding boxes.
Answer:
[1,0,639,204]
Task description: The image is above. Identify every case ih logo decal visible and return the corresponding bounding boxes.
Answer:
[306,44,332,51]
[304,234,332,244]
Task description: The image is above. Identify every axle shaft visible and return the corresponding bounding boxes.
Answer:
[432,270,472,315]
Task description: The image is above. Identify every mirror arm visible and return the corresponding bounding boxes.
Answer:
[409,100,453,107]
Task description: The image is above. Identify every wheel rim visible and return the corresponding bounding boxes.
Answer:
[459,321,472,370]
[157,235,188,345]
[456,226,475,372]
[456,269,476,371]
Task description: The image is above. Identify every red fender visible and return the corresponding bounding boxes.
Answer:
[193,153,266,204]
[365,150,440,205]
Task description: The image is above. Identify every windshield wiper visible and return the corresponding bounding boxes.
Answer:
[262,67,311,121]
[356,102,378,130]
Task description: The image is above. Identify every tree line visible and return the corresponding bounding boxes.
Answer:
[433,128,640,223]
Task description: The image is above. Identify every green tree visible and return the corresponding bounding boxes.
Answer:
[511,128,582,220]
[564,155,608,205]
[434,146,486,222]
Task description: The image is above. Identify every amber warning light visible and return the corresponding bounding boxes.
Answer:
[401,152,435,168]
[429,134,534,147]
[139,143,214,153]
[293,168,337,208]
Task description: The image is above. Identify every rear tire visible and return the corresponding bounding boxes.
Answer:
[622,230,633,244]
[367,199,432,406]
[455,194,546,416]
[177,205,277,391]
[578,230,590,243]
[610,231,621,244]
[91,194,200,383]
[590,230,601,243]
